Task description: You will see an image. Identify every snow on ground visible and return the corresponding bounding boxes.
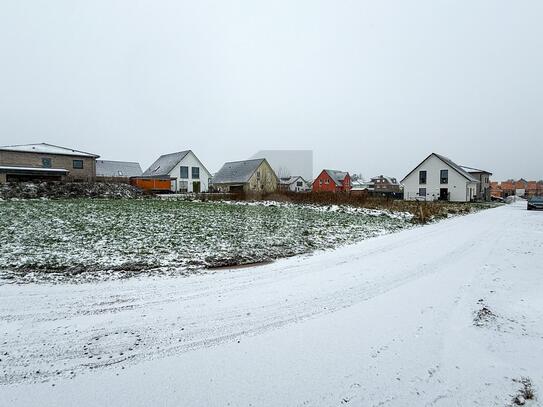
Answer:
[0,199,412,282]
[1,201,542,406]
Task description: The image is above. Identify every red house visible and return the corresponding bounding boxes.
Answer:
[312,169,352,192]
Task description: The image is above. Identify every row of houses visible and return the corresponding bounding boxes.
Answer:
[491,179,543,199]
[0,143,503,202]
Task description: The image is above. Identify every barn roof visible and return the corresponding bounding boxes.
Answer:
[0,143,99,158]
[212,158,272,184]
[96,160,143,177]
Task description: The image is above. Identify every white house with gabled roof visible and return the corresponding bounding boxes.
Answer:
[401,153,479,202]
[142,150,212,193]
[278,176,311,192]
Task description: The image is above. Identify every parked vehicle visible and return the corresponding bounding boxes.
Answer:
[527,196,543,210]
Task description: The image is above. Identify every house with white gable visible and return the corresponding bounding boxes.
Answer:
[401,153,479,202]
[142,150,212,193]
[278,176,311,192]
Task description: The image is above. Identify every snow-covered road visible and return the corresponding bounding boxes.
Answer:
[1,202,542,406]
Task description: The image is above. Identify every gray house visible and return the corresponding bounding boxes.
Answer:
[461,166,493,201]
[212,158,278,193]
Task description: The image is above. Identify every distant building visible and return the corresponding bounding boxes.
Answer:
[351,179,374,196]
[370,175,401,194]
[0,143,99,183]
[278,176,311,192]
[251,150,313,181]
[212,158,279,194]
[492,179,543,199]
[515,179,528,197]
[500,180,516,197]
[96,160,143,180]
[142,150,212,193]
[490,181,502,199]
[461,166,493,201]
[312,169,352,193]
[402,153,478,202]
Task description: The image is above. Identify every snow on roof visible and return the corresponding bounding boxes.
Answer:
[0,165,68,173]
[323,169,349,186]
[213,159,272,184]
[96,160,143,178]
[279,176,308,185]
[143,151,191,177]
[0,143,99,158]
[460,165,493,175]
[370,175,399,185]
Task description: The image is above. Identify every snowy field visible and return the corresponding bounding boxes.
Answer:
[1,201,542,406]
[0,199,412,283]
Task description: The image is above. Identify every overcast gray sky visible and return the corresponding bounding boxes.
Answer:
[0,0,542,180]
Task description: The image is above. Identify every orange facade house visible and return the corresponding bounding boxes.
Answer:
[312,169,352,193]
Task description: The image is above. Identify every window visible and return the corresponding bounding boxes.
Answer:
[418,188,427,197]
[440,169,448,184]
[325,179,330,184]
[296,181,303,187]
[192,167,200,179]
[179,181,188,192]
[419,170,427,184]
[73,160,84,169]
[319,179,323,185]
[180,166,188,179]
[256,171,261,180]
[42,158,52,168]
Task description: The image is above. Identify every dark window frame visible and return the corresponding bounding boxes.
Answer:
[419,170,427,185]
[73,159,84,169]
[191,167,200,179]
[440,169,449,184]
[418,187,427,197]
[42,158,52,168]
[180,166,189,179]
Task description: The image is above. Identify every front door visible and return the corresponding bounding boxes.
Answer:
[439,188,448,201]
[193,181,201,193]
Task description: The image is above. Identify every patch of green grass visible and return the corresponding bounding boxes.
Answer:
[0,199,412,279]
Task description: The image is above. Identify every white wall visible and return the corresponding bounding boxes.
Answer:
[168,151,212,193]
[286,178,311,192]
[403,155,476,202]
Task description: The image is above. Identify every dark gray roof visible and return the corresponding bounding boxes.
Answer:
[460,165,493,176]
[324,169,349,186]
[370,175,399,185]
[143,151,191,177]
[434,154,478,182]
[212,158,269,184]
[96,160,143,177]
